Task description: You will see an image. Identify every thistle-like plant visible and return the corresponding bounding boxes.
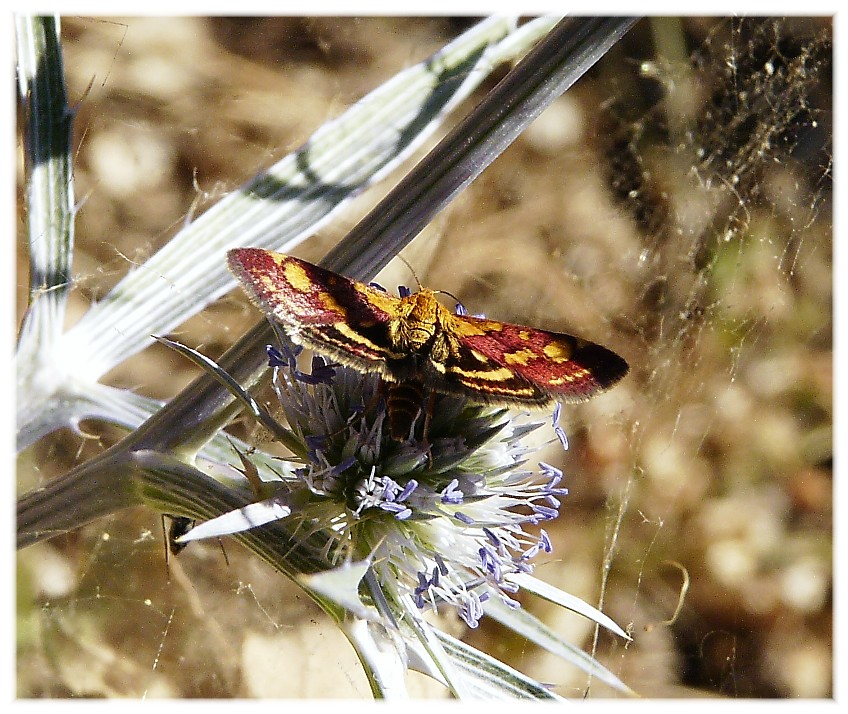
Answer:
[16,16,638,698]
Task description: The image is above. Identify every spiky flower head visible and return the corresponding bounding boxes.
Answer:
[184,333,569,630]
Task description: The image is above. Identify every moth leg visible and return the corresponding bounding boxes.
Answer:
[370,379,388,413]
[421,390,437,444]
[419,391,438,466]
[367,378,391,433]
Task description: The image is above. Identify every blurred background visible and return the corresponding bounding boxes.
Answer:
[16,17,832,698]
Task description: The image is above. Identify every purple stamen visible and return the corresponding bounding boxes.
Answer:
[398,479,418,501]
[551,402,569,450]
[482,527,500,547]
[332,456,357,474]
[539,462,563,486]
[440,479,464,505]
[531,504,559,521]
[539,529,553,553]
[380,502,412,520]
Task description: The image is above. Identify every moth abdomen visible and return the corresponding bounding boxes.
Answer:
[386,380,427,441]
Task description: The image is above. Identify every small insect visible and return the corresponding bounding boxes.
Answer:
[164,515,195,557]
[227,248,628,441]
[162,515,230,570]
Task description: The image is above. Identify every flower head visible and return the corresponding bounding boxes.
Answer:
[250,337,568,629]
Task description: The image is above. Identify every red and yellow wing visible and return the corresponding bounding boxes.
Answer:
[228,248,629,408]
[440,313,629,405]
[227,248,403,371]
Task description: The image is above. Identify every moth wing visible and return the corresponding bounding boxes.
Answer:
[227,248,400,370]
[442,314,628,405]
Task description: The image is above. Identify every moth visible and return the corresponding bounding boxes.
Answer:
[227,248,628,441]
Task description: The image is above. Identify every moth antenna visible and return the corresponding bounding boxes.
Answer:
[396,254,423,291]
[433,289,461,302]
[433,289,464,313]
